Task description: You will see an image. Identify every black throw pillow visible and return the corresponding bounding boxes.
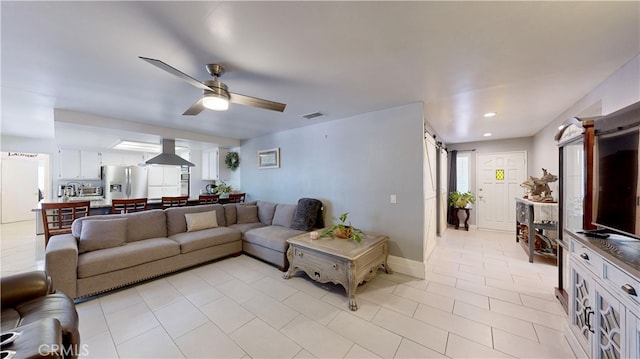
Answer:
[290,198,323,231]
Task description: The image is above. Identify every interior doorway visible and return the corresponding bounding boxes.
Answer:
[1,152,49,223]
[476,151,527,231]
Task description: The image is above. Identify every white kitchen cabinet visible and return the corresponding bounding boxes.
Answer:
[201,148,230,181]
[102,152,147,166]
[147,165,180,186]
[80,151,101,179]
[147,185,180,199]
[58,149,101,179]
[147,165,180,199]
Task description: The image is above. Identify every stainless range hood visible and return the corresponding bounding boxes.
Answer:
[145,139,194,167]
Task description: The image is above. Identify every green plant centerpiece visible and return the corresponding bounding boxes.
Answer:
[320,212,364,243]
[225,151,240,171]
[215,181,233,197]
[449,191,476,208]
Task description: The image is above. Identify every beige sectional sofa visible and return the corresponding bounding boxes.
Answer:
[45,200,317,299]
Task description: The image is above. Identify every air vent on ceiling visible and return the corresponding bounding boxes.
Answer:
[302,112,325,120]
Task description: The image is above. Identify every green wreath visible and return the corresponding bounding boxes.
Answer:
[225,151,240,171]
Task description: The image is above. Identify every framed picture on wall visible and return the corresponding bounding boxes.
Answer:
[258,148,280,169]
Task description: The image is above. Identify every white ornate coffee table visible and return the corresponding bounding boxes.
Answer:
[283,231,391,311]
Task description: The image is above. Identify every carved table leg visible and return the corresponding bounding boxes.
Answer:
[382,244,393,274]
[347,262,358,311]
[282,246,295,279]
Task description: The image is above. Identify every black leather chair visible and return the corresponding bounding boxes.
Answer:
[1,271,80,358]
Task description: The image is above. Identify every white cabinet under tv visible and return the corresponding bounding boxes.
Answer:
[566,231,640,359]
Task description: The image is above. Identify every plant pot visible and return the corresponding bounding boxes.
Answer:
[334,226,352,239]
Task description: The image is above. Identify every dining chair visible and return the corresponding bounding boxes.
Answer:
[161,196,189,208]
[198,194,219,204]
[228,193,246,203]
[41,201,90,246]
[111,198,148,214]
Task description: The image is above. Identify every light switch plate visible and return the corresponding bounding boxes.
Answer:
[390,194,397,204]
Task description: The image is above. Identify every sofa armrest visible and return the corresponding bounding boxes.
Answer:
[1,270,52,307]
[45,234,79,298]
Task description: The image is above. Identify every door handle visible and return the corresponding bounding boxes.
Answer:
[580,253,589,261]
[621,284,637,296]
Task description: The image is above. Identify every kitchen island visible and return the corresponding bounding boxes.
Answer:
[32,195,237,234]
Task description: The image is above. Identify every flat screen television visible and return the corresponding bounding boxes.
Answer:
[593,124,640,239]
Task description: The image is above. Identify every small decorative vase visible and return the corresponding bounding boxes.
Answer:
[334,226,352,239]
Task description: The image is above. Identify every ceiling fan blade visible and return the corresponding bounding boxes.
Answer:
[229,92,286,112]
[139,56,213,91]
[183,98,205,116]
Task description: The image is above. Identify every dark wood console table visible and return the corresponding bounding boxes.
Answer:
[515,198,558,263]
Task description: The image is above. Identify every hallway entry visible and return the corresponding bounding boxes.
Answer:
[476,151,527,231]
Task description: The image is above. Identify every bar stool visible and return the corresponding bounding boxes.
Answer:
[198,194,219,204]
[161,196,189,208]
[227,193,246,203]
[112,198,148,214]
[41,201,90,246]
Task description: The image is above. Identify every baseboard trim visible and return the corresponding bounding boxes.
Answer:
[387,255,425,279]
[563,322,588,358]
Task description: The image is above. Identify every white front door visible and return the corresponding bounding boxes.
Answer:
[1,156,39,223]
[476,151,527,231]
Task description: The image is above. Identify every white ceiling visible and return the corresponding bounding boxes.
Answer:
[2,1,639,150]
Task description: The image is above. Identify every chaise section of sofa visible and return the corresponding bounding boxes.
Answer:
[229,201,308,270]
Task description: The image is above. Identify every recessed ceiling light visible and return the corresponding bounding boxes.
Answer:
[483,112,496,118]
[483,133,492,137]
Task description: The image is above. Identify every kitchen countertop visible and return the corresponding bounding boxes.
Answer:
[33,196,203,210]
[565,229,640,279]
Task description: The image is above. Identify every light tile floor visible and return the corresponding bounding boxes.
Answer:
[0,220,576,358]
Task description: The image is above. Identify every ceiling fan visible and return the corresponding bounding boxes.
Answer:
[139,56,286,115]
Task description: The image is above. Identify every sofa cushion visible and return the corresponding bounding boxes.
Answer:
[170,227,241,254]
[272,204,297,227]
[256,201,277,225]
[185,210,218,232]
[224,204,237,225]
[237,205,259,224]
[229,222,267,234]
[78,218,127,253]
[243,226,307,253]
[72,210,167,243]
[77,238,180,278]
[290,198,323,231]
[165,204,225,236]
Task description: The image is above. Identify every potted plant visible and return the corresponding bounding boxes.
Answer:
[320,212,364,243]
[449,191,476,208]
[215,181,233,198]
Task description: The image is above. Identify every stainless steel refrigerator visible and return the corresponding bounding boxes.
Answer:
[101,165,148,201]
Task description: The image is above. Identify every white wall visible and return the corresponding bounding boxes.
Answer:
[240,103,425,262]
[532,54,640,178]
[446,54,640,227]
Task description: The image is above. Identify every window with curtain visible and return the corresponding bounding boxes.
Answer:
[456,154,470,193]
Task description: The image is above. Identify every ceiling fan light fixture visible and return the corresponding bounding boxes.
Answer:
[203,92,229,111]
